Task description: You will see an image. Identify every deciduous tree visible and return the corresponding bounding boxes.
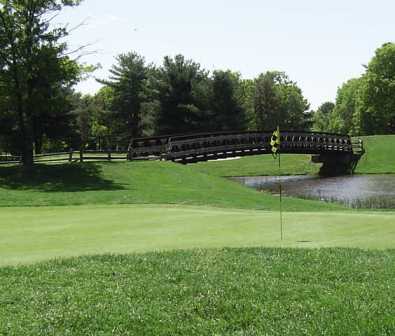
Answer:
[360,43,395,134]
[0,0,82,168]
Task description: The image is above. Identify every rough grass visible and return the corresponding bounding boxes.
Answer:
[1,205,394,266]
[1,248,394,335]
[0,161,342,211]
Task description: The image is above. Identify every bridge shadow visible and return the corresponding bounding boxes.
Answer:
[0,163,124,192]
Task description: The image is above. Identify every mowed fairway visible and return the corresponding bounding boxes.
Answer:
[1,205,394,266]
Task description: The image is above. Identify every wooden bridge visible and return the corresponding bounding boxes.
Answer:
[128,130,365,176]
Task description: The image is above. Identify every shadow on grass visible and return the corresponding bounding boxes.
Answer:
[0,163,125,192]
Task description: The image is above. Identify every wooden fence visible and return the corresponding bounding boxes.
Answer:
[0,150,128,165]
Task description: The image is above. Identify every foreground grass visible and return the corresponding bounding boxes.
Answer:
[1,248,394,335]
[0,161,342,211]
[194,135,395,176]
[1,204,394,266]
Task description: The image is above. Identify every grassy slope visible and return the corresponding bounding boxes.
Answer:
[194,135,395,177]
[0,135,392,209]
[356,135,395,174]
[1,205,394,266]
[0,161,342,211]
[194,154,319,177]
[1,249,394,335]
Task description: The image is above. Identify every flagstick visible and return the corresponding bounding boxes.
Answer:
[278,152,284,241]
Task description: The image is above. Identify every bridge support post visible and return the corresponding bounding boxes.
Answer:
[312,153,362,177]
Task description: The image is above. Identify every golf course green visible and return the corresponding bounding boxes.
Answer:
[1,205,394,266]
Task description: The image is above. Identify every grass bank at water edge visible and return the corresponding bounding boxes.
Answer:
[0,161,343,211]
[194,134,395,176]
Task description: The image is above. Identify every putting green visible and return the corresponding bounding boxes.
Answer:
[0,205,394,266]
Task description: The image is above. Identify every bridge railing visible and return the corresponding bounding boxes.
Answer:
[351,139,365,156]
[128,131,355,163]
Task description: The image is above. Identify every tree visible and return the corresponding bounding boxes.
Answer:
[156,54,209,134]
[254,72,282,131]
[91,86,115,148]
[30,52,81,153]
[330,78,363,135]
[0,0,82,168]
[208,70,246,131]
[278,82,311,130]
[98,52,154,140]
[359,43,395,134]
[254,71,310,131]
[240,78,255,129]
[313,102,335,132]
[70,93,95,151]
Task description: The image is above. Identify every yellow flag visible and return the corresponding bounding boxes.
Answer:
[271,126,281,155]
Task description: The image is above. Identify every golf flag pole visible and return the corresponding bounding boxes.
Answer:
[271,126,283,241]
[278,150,283,241]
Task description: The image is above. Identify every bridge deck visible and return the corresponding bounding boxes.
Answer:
[128,131,365,175]
[130,131,362,162]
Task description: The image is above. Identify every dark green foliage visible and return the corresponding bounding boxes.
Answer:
[1,248,394,335]
[333,78,363,135]
[254,72,310,131]
[313,101,335,132]
[98,52,155,139]
[254,72,282,130]
[280,81,312,130]
[313,79,364,136]
[30,50,81,154]
[208,70,247,131]
[0,0,83,166]
[155,55,210,134]
[360,43,395,135]
[321,43,395,136]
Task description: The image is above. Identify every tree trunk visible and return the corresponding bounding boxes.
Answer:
[21,137,34,169]
[16,102,34,171]
[34,135,43,155]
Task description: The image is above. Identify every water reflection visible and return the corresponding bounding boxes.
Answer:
[232,175,395,208]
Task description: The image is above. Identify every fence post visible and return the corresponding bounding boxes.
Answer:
[69,148,73,163]
[80,148,84,163]
[108,149,111,161]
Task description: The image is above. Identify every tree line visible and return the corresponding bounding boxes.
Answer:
[0,1,394,169]
[314,42,395,136]
[80,53,312,147]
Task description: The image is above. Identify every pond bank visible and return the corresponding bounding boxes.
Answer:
[232,174,395,209]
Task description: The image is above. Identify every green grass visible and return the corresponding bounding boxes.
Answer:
[0,161,342,211]
[0,135,393,210]
[194,135,395,177]
[356,135,395,174]
[0,136,394,334]
[1,248,394,335]
[1,204,394,266]
[194,154,319,177]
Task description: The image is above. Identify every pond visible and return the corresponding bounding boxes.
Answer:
[232,174,395,208]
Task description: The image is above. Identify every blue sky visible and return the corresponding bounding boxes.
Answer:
[58,0,395,109]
